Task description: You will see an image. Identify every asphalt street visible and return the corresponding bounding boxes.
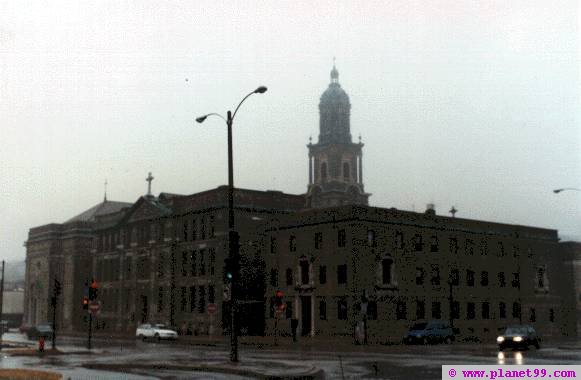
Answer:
[1,332,580,379]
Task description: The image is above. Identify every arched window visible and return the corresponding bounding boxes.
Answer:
[321,162,327,182]
[343,162,350,181]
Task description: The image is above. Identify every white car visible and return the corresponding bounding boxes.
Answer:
[136,324,178,341]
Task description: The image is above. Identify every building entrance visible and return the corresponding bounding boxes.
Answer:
[301,296,311,336]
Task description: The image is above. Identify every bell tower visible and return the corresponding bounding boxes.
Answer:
[306,63,370,208]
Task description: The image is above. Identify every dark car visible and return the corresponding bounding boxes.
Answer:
[404,320,455,344]
[497,325,540,350]
[26,324,53,340]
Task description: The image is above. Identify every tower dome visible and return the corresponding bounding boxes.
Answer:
[318,63,351,144]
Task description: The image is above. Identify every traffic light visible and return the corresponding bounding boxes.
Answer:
[82,296,89,310]
[229,230,240,255]
[89,279,98,301]
[224,257,238,282]
[275,290,284,309]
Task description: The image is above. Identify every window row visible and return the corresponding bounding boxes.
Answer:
[157,285,215,314]
[96,215,216,252]
[269,264,347,287]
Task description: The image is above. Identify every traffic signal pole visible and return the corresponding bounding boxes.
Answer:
[87,313,92,350]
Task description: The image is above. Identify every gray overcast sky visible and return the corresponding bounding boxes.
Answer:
[1,1,579,262]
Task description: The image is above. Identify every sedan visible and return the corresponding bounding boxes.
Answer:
[27,324,53,340]
[136,323,178,341]
[497,325,540,350]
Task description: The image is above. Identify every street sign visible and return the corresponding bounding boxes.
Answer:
[88,301,101,315]
[207,303,217,314]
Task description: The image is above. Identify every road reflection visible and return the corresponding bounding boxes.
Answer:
[497,351,524,365]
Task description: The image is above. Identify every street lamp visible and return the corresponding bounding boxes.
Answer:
[196,85,267,363]
[553,188,581,194]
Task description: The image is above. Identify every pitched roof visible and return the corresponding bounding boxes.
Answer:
[65,200,133,223]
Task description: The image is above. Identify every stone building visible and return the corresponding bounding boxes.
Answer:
[23,65,576,340]
[262,205,575,341]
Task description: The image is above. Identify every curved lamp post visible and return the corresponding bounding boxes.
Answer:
[553,188,581,194]
[196,85,267,363]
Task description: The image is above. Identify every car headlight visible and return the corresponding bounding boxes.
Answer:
[496,336,505,343]
[513,336,523,342]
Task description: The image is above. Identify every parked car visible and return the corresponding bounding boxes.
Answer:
[497,325,540,350]
[135,324,178,341]
[403,320,455,344]
[26,324,53,340]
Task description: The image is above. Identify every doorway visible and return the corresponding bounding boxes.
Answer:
[301,296,311,336]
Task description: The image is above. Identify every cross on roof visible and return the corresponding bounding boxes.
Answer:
[146,172,154,196]
[449,206,458,218]
[104,179,108,202]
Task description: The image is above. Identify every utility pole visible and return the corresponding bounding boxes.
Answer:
[51,278,61,350]
[0,260,4,351]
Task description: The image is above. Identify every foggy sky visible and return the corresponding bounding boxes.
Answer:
[1,0,579,262]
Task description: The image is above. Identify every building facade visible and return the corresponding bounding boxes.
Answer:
[23,65,576,341]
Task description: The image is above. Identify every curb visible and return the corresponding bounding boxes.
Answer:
[83,362,326,380]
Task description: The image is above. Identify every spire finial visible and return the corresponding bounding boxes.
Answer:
[146,172,154,196]
[358,133,362,143]
[330,57,339,83]
[104,179,108,202]
[309,135,312,144]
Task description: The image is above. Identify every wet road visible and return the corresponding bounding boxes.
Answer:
[2,332,580,379]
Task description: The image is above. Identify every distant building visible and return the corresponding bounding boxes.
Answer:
[23,65,576,341]
[3,290,24,328]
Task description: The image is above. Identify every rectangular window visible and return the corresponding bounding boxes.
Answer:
[512,302,521,319]
[413,234,423,252]
[549,308,555,322]
[180,287,187,312]
[300,261,310,285]
[209,215,215,238]
[367,230,376,247]
[450,238,458,254]
[450,269,459,286]
[337,264,347,285]
[314,232,323,249]
[198,286,206,314]
[338,299,348,320]
[200,216,206,240]
[451,301,460,320]
[430,236,439,252]
[396,301,407,320]
[431,265,440,286]
[467,302,475,319]
[367,301,378,320]
[191,218,197,241]
[416,268,425,286]
[499,302,506,319]
[529,308,536,322]
[157,253,165,278]
[481,271,489,287]
[465,239,474,255]
[480,240,488,256]
[183,221,189,241]
[270,269,278,287]
[432,302,441,319]
[181,251,188,277]
[286,268,293,286]
[482,302,490,319]
[189,286,196,312]
[270,237,277,254]
[498,242,505,257]
[157,287,164,312]
[289,235,297,252]
[382,259,393,285]
[285,301,293,319]
[208,285,215,304]
[498,272,506,287]
[319,299,327,320]
[319,266,327,285]
[395,231,404,249]
[512,272,520,288]
[338,229,346,248]
[416,300,425,320]
[209,248,215,276]
[190,250,197,276]
[200,249,206,275]
[466,270,475,287]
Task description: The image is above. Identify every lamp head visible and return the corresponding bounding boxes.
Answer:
[254,86,268,94]
[196,115,208,123]
[553,189,563,194]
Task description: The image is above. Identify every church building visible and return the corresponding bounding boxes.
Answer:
[23,65,576,341]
